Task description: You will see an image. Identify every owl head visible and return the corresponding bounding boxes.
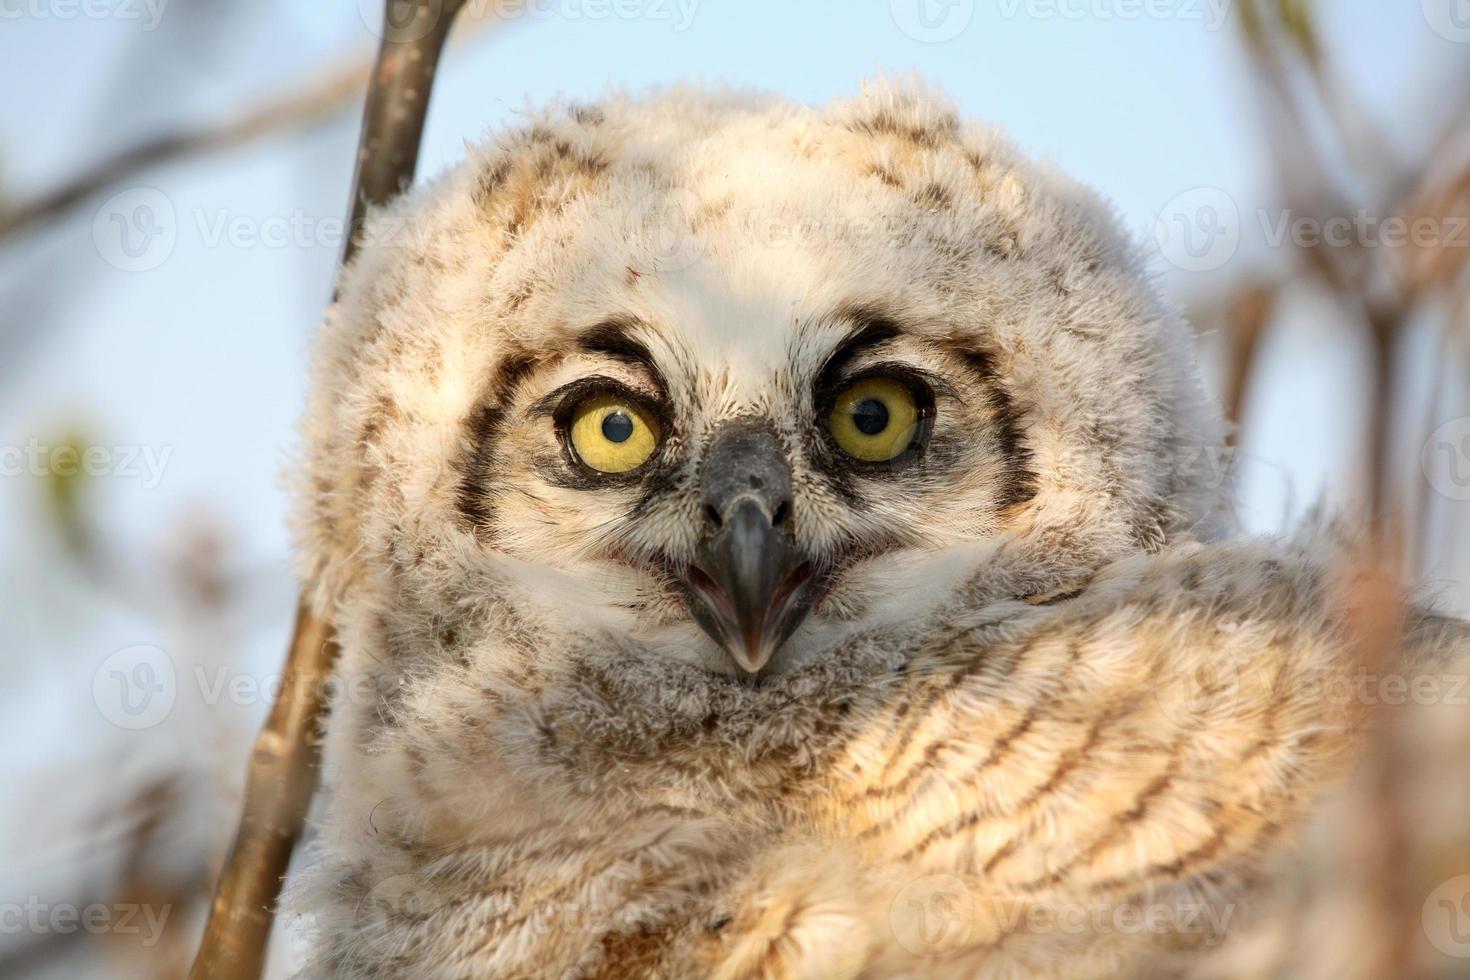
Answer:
[296,79,1224,690]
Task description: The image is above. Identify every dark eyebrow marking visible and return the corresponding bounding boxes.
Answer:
[455,347,550,537]
[579,316,654,364]
[948,344,1039,510]
[815,303,905,388]
[577,316,669,396]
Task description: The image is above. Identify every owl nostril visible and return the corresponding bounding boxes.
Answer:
[704,504,724,529]
[771,500,791,528]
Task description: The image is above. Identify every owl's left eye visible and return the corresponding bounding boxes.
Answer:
[568,392,661,473]
[827,376,922,462]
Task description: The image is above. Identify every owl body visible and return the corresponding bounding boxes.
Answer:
[285,81,1443,978]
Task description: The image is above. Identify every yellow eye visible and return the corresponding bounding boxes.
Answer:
[568,393,661,474]
[827,377,920,462]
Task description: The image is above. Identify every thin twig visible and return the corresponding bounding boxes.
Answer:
[0,73,356,241]
[1223,281,1277,428]
[0,9,502,243]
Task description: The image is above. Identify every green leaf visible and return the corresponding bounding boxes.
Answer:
[41,429,94,555]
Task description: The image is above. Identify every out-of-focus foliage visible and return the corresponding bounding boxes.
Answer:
[41,428,96,557]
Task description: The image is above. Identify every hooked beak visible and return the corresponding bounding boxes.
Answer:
[685,421,816,674]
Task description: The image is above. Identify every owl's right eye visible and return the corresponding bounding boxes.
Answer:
[567,392,661,474]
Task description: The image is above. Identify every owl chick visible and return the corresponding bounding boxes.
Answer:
[285,80,1449,979]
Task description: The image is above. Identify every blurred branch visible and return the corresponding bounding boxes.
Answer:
[0,66,357,241]
[1230,0,1470,537]
[1222,281,1277,428]
[0,11,505,243]
[1396,155,1470,304]
[0,775,202,980]
[102,776,203,980]
[1412,278,1470,573]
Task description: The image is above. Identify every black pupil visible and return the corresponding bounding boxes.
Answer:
[852,398,889,436]
[602,411,635,443]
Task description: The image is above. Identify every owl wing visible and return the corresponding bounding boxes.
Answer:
[700,536,1469,979]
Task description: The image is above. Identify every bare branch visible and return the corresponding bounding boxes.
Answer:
[186,605,335,980]
[186,5,468,977]
[1223,280,1277,428]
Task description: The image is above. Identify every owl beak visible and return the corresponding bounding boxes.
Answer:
[687,421,815,674]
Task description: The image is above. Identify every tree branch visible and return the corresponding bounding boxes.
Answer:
[187,4,467,978]
[186,605,334,980]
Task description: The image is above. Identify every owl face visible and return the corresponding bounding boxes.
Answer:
[298,81,1225,690]
[456,295,1035,675]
